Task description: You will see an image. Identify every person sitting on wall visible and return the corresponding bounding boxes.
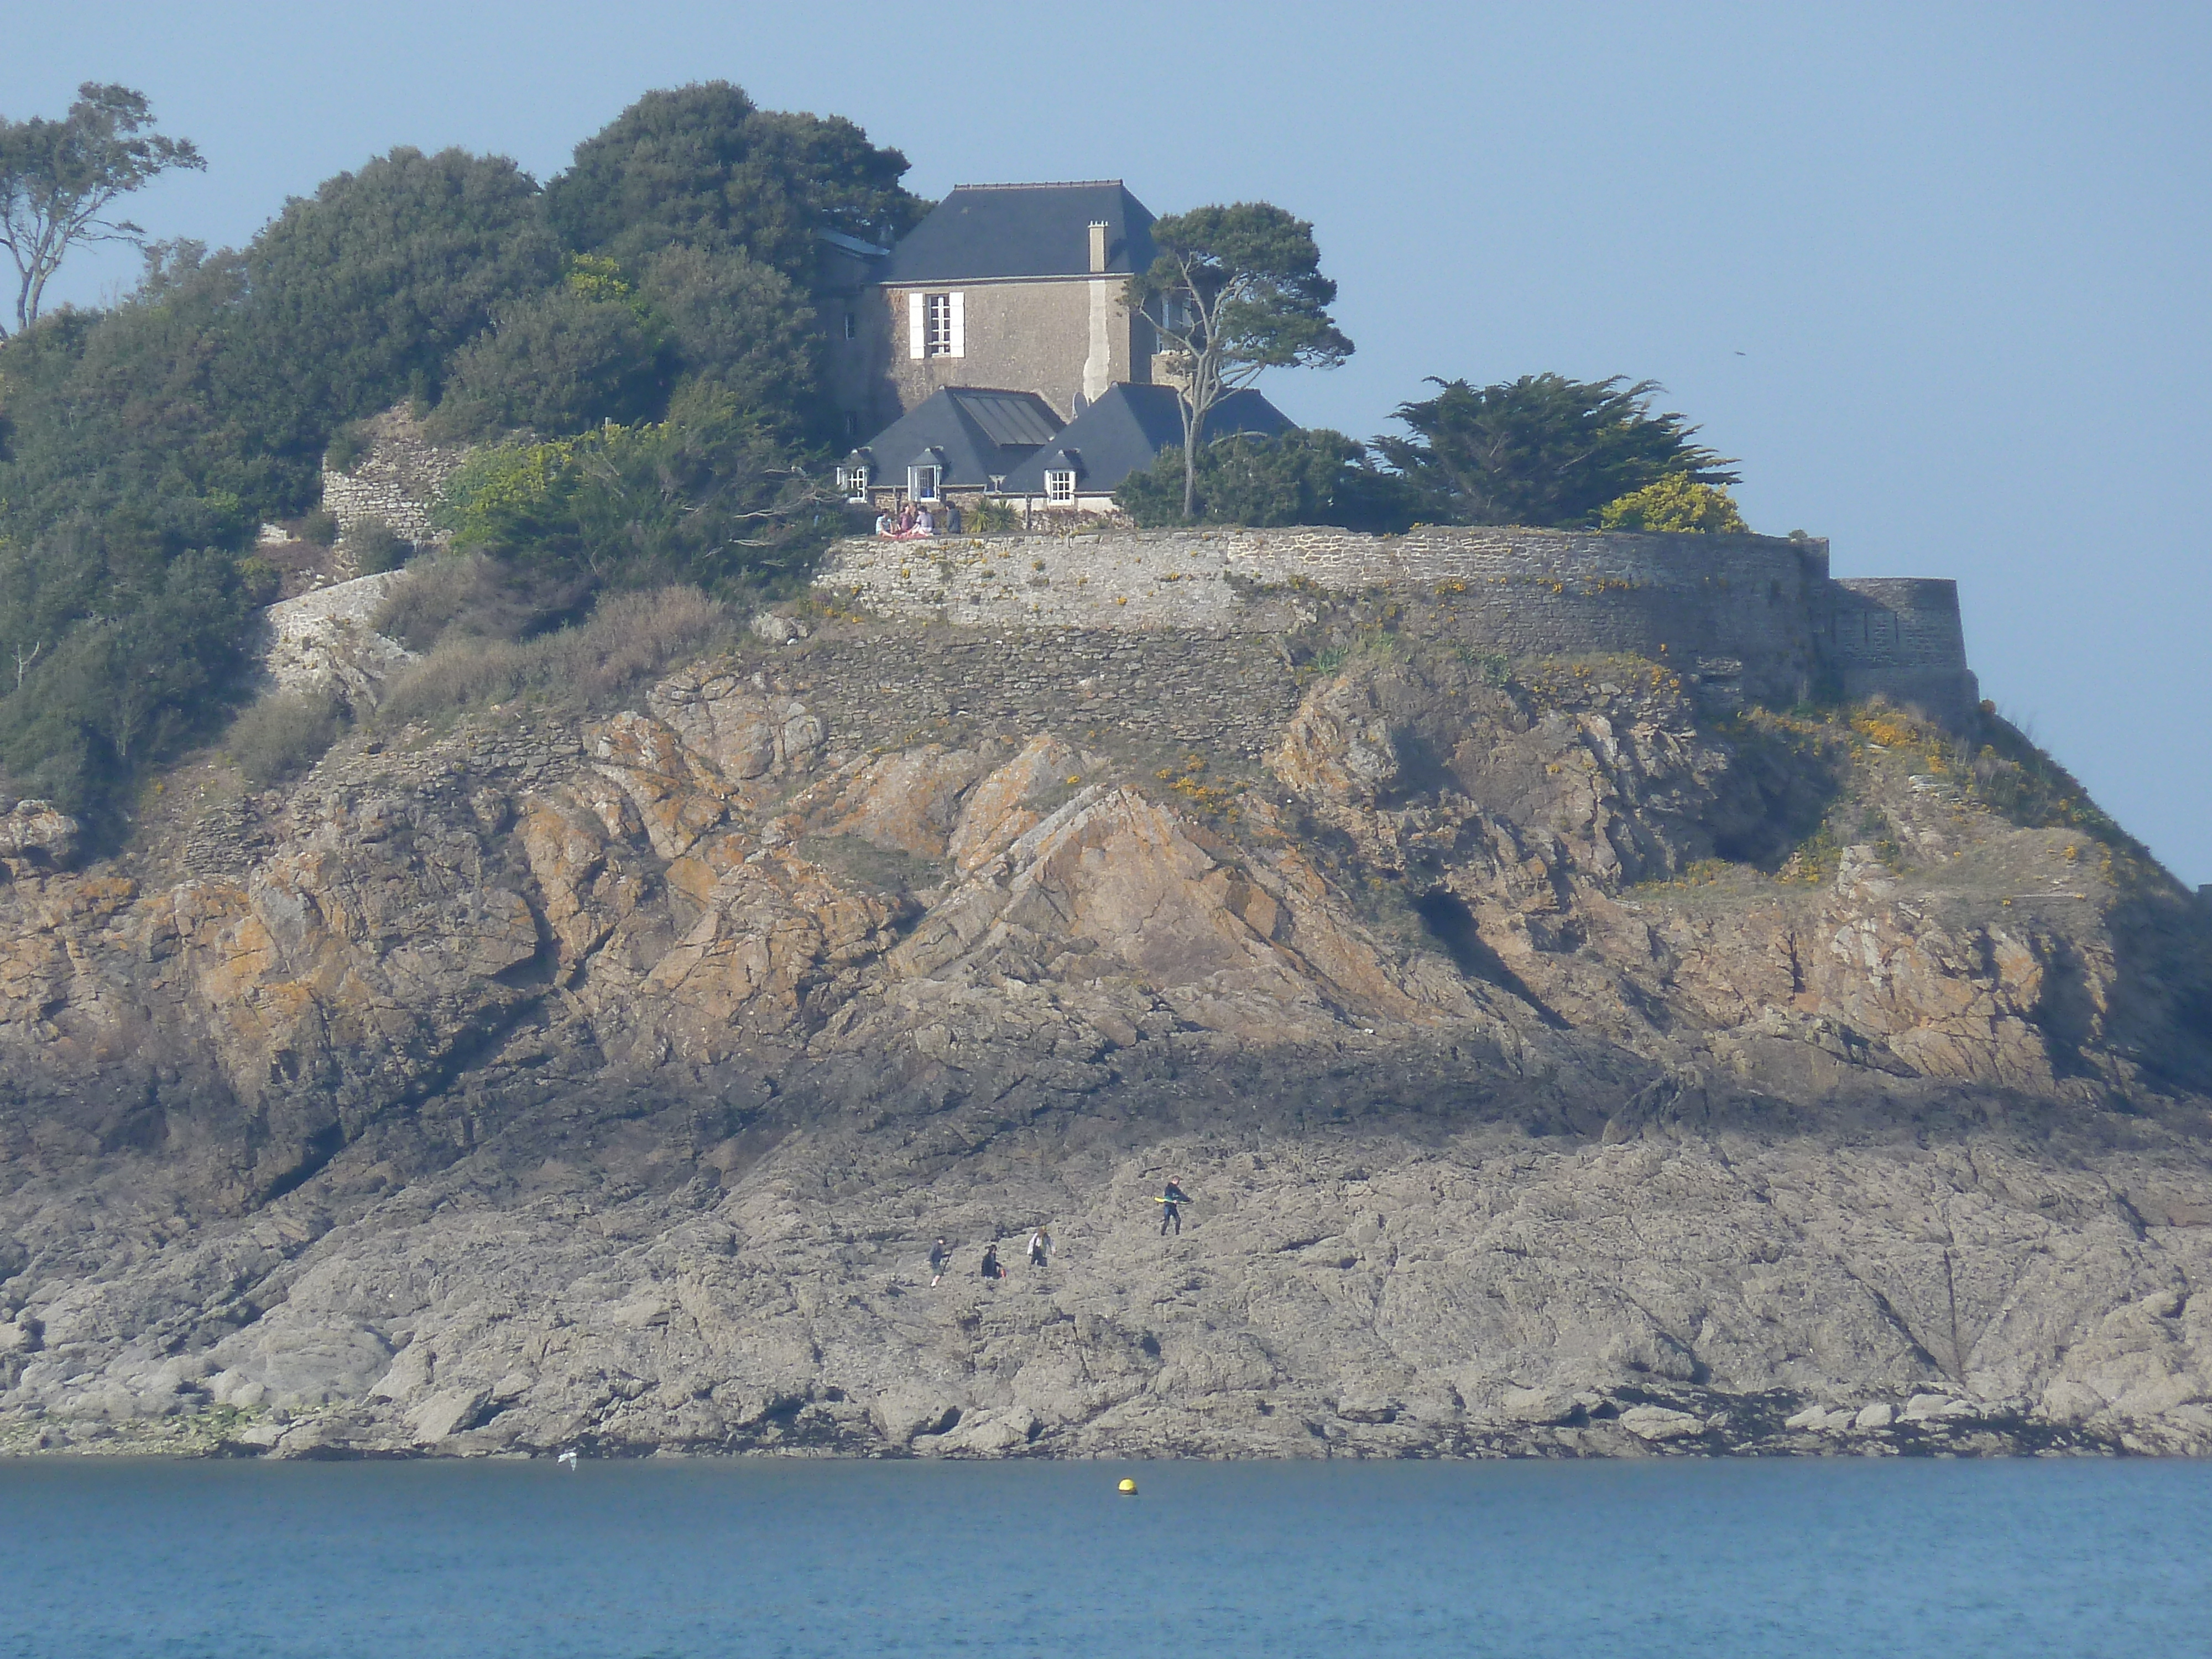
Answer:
[912,503,935,537]
[896,502,917,537]
[874,509,894,537]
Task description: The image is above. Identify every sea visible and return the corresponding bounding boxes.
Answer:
[2,1456,2205,1657]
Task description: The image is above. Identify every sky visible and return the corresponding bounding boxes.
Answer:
[8,1,2209,885]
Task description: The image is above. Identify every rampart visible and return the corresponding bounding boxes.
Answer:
[815,524,1980,725]
[1823,578,1978,723]
[774,629,1300,763]
[321,407,468,550]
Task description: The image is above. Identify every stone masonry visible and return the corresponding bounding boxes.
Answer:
[816,524,1978,725]
[321,406,471,549]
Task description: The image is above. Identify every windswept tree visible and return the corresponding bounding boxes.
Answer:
[0,82,204,335]
[1374,373,1738,529]
[1126,203,1353,519]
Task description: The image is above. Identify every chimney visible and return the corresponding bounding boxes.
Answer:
[1088,221,1109,274]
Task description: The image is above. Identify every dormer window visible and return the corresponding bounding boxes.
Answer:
[1045,470,1077,504]
[910,465,942,501]
[837,465,869,501]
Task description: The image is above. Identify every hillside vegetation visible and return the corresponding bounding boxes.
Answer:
[2,80,1792,844]
[0,85,919,829]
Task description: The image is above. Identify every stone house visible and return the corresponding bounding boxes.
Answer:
[826,181,1164,441]
[837,387,1062,518]
[841,382,1291,520]
[998,384,1290,514]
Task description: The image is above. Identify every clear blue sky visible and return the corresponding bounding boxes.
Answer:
[9,2,2209,885]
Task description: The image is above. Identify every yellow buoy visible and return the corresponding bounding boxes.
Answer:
[1118,1478,1138,1495]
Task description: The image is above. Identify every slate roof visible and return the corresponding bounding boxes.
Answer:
[999,384,1294,495]
[847,387,1065,489]
[878,182,1157,285]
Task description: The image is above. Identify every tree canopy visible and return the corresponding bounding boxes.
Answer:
[1372,373,1738,529]
[543,85,921,283]
[1125,202,1352,518]
[0,82,913,829]
[431,383,833,589]
[0,82,203,335]
[1115,430,1411,531]
[243,146,564,458]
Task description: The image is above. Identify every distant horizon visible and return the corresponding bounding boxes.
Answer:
[7,0,2208,883]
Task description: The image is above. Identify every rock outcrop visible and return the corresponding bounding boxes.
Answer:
[2,624,2208,1461]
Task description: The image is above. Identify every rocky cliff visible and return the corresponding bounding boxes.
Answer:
[3,608,2209,1461]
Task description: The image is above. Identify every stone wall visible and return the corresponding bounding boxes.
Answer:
[1825,578,1980,720]
[321,406,471,550]
[814,524,1981,726]
[863,277,1146,426]
[819,525,1834,709]
[258,572,415,711]
[774,627,1298,763]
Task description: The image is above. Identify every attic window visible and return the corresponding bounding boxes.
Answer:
[838,465,869,500]
[1045,470,1076,504]
[910,465,942,501]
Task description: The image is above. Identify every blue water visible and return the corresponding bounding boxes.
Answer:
[2,1457,2206,1657]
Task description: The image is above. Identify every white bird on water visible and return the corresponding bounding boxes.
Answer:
[557,1449,579,1470]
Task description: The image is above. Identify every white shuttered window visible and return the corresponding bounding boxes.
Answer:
[915,293,963,358]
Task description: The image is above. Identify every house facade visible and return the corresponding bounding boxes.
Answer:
[826,181,1162,439]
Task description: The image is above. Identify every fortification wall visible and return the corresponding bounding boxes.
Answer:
[321,406,470,550]
[773,627,1300,761]
[819,525,1836,708]
[817,525,1981,725]
[1824,578,1979,723]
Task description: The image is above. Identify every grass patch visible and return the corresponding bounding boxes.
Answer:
[375,583,739,726]
[1968,707,2138,853]
[792,834,948,898]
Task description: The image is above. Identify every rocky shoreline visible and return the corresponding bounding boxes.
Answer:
[4,612,2209,1462]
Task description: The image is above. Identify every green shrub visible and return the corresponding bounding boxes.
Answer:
[323,424,369,473]
[236,555,281,606]
[341,517,410,576]
[372,550,575,651]
[1116,430,1413,531]
[227,690,342,784]
[426,285,669,442]
[430,383,833,589]
[295,509,339,546]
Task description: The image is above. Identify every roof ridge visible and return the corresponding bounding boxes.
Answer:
[949,180,1126,191]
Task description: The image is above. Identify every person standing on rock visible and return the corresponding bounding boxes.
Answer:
[979,1244,1003,1281]
[1026,1226,1051,1269]
[1159,1178,1191,1236]
[928,1237,950,1285]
